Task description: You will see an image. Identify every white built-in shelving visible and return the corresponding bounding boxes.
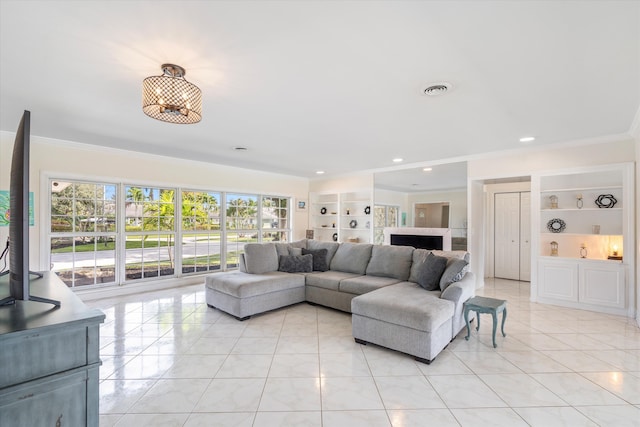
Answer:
[309,190,372,243]
[531,163,634,317]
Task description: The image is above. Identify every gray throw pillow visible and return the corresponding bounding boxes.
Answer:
[416,253,448,291]
[301,248,329,271]
[439,259,469,291]
[278,254,313,273]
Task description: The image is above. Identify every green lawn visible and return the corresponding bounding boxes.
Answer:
[52,239,171,253]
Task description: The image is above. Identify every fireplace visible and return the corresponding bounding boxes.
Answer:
[383,227,452,251]
[390,234,443,250]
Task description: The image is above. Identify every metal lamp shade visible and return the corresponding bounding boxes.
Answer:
[142,65,202,124]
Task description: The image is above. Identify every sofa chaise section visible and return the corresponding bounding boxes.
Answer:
[205,271,305,320]
[205,242,306,320]
[351,281,455,363]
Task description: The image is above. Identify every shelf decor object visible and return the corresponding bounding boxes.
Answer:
[332,233,338,242]
[580,243,587,258]
[320,207,327,215]
[550,241,558,256]
[547,218,566,233]
[364,206,371,215]
[306,229,314,239]
[549,195,558,209]
[595,194,617,208]
[592,225,600,234]
[576,193,583,209]
[608,244,623,260]
[349,220,358,229]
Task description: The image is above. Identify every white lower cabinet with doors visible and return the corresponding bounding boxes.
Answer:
[532,163,634,317]
[538,257,626,312]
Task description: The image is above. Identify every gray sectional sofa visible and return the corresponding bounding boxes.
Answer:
[205,239,475,363]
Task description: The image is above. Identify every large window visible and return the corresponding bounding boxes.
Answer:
[261,196,290,242]
[181,190,221,274]
[48,180,291,287]
[50,180,117,287]
[124,186,176,280]
[225,194,258,269]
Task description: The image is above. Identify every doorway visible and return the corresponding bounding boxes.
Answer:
[494,192,531,281]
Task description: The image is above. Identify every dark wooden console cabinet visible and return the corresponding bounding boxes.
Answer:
[0,272,105,427]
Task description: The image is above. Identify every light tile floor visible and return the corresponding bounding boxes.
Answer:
[89,278,640,427]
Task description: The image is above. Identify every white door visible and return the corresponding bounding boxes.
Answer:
[494,193,521,280]
[519,192,531,281]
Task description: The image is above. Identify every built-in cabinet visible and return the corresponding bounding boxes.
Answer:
[532,163,634,316]
[309,190,372,243]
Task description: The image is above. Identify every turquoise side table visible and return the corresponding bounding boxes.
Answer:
[463,296,507,348]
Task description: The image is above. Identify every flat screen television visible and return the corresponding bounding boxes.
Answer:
[0,110,59,307]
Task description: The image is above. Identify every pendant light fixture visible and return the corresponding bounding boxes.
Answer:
[142,64,202,124]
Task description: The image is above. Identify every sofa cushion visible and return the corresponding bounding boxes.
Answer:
[305,270,362,291]
[408,249,433,283]
[365,245,414,281]
[416,253,448,291]
[206,271,305,298]
[351,282,454,332]
[288,247,303,256]
[278,254,313,273]
[330,243,373,274]
[307,240,340,267]
[274,239,308,257]
[339,275,401,295]
[243,243,279,274]
[439,258,469,291]
[432,250,470,262]
[302,248,329,271]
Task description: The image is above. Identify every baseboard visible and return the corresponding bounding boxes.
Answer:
[75,275,205,301]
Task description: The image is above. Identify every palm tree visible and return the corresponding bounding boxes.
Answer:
[141,189,175,268]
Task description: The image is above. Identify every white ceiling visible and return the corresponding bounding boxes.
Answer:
[1,1,638,179]
[375,162,468,193]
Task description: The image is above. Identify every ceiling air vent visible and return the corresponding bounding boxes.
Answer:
[422,82,452,96]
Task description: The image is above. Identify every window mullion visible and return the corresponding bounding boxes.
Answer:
[175,188,182,276]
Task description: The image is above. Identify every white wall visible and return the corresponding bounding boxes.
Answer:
[468,139,635,179]
[0,131,309,272]
[633,114,640,326]
[308,173,373,194]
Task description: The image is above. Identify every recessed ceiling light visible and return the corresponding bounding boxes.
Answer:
[393,158,403,163]
[423,167,433,172]
[422,82,453,97]
[519,136,535,143]
[316,171,325,175]
[234,146,248,151]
